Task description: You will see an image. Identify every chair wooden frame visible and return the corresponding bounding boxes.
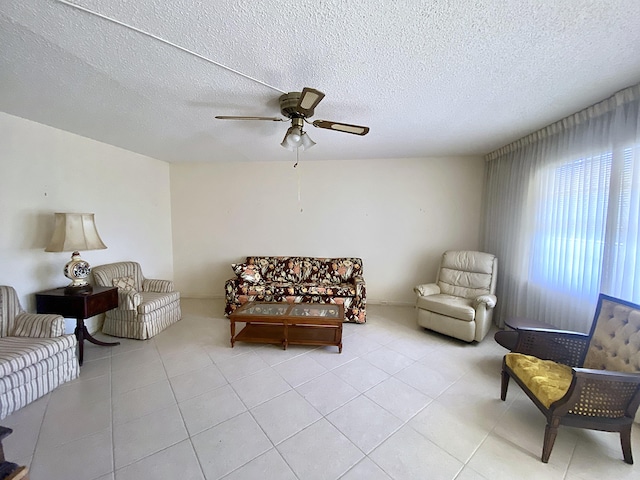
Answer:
[501,294,640,464]
[0,427,28,479]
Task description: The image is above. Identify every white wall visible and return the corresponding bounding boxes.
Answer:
[0,113,174,333]
[170,156,485,305]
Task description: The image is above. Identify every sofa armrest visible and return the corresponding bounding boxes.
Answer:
[143,278,174,293]
[118,289,143,310]
[352,275,366,294]
[13,313,65,338]
[414,283,440,297]
[350,275,367,322]
[225,277,244,316]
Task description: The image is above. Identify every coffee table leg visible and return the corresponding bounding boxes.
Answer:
[283,323,288,350]
[230,320,236,348]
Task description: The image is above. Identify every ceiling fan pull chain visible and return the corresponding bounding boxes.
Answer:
[296,150,303,213]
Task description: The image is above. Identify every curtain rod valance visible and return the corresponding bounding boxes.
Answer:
[485,82,640,162]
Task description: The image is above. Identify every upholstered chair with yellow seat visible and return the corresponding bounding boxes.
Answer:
[414,250,498,342]
[501,294,640,464]
[93,262,181,340]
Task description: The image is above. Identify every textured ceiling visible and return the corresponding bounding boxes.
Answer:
[2,0,640,163]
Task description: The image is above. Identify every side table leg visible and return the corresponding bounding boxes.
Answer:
[82,325,120,347]
[75,319,85,366]
[75,318,120,367]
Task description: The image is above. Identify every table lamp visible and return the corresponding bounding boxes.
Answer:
[45,213,107,292]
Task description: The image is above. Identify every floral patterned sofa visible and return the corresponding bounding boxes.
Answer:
[225,256,367,323]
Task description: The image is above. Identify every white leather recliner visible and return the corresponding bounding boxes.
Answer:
[414,251,498,342]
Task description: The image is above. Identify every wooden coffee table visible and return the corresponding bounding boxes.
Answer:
[229,302,344,353]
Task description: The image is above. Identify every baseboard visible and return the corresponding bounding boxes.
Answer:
[368,300,414,307]
[182,294,224,300]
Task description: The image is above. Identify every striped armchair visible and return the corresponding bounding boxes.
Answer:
[93,262,181,340]
[0,286,79,419]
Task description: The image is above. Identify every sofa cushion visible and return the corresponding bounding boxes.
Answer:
[269,283,356,297]
[246,257,363,284]
[0,347,77,396]
[415,294,476,321]
[246,257,302,283]
[306,258,363,283]
[113,276,137,292]
[0,336,77,378]
[232,263,263,284]
[138,291,181,314]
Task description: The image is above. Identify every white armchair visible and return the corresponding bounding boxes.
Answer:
[414,251,498,342]
[93,262,181,340]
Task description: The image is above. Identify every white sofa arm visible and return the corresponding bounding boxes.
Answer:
[414,283,440,297]
[143,279,174,293]
[118,289,143,310]
[13,313,65,338]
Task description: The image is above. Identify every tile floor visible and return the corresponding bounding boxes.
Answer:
[2,299,639,480]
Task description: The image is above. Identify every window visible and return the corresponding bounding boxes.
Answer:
[531,147,638,302]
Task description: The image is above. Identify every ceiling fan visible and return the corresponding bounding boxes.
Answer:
[215,88,370,150]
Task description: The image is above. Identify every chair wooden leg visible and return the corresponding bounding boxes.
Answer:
[6,465,29,480]
[500,368,510,401]
[620,424,634,464]
[542,420,560,463]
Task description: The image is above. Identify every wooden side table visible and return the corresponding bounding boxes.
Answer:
[35,286,120,365]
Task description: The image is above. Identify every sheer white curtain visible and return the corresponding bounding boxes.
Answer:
[482,84,640,332]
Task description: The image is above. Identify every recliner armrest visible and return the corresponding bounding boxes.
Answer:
[13,313,65,338]
[474,294,497,309]
[414,283,440,297]
[143,279,174,293]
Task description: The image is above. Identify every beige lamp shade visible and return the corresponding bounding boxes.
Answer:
[45,213,107,290]
[45,213,107,253]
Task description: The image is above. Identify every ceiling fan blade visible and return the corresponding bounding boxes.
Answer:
[312,120,370,136]
[215,116,285,121]
[295,88,325,117]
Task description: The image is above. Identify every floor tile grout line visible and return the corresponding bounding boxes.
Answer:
[133,336,209,480]
[23,391,52,476]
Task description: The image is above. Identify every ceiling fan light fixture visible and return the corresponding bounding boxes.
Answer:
[287,126,302,144]
[281,126,315,151]
[300,132,316,150]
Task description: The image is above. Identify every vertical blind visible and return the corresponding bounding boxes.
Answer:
[482,84,640,332]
